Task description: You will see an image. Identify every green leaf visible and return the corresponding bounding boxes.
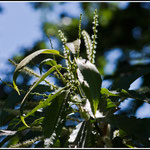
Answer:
[42,90,69,138]
[76,58,102,115]
[111,65,150,90]
[106,98,116,109]
[39,58,57,74]
[69,121,91,148]
[124,90,147,101]
[110,115,150,146]
[6,135,20,148]
[23,87,66,122]
[99,88,118,112]
[52,139,60,147]
[100,88,119,97]
[13,49,60,95]
[125,144,135,148]
[20,65,62,128]
[31,117,44,126]
[118,89,149,104]
[9,59,52,87]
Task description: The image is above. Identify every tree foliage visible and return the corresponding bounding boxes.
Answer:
[0,2,150,148]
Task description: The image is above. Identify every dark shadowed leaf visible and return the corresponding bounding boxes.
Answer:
[118,89,149,104]
[110,115,150,146]
[83,120,93,147]
[111,65,150,90]
[42,90,69,138]
[0,91,24,126]
[76,58,102,115]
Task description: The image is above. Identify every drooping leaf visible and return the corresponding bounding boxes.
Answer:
[13,49,60,95]
[76,58,102,115]
[42,90,69,138]
[9,59,52,87]
[0,84,52,127]
[20,65,62,128]
[39,58,57,74]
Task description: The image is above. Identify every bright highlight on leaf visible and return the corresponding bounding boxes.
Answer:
[65,39,81,55]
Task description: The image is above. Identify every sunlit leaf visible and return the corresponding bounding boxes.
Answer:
[100,88,119,97]
[39,58,57,74]
[106,98,116,109]
[65,39,81,55]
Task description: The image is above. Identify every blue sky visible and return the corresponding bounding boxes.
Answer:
[0,2,149,118]
[0,2,42,79]
[0,2,82,79]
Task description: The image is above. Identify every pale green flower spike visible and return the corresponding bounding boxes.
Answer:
[91,9,99,64]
